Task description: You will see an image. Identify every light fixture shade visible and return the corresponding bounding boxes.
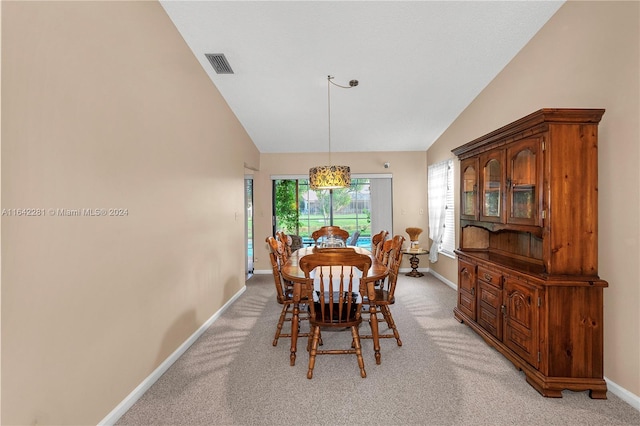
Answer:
[309,165,351,190]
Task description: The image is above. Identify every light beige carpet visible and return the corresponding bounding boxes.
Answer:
[116,273,639,425]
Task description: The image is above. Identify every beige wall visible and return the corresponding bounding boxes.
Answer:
[0,2,3,419]
[427,1,639,396]
[1,1,258,424]
[254,151,429,272]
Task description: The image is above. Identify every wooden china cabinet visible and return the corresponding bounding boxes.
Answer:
[452,109,608,398]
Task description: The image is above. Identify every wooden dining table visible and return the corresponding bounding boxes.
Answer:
[281,246,389,365]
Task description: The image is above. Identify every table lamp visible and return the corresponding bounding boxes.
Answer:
[406,227,423,251]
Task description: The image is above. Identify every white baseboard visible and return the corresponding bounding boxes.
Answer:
[252,269,272,275]
[98,285,247,426]
[605,376,640,411]
[427,268,457,291]
[395,267,456,291]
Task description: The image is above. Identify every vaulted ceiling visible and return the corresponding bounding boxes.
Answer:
[161,1,564,153]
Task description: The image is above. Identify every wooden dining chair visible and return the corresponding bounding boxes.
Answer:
[380,239,394,267]
[266,236,309,359]
[370,238,394,290]
[274,232,296,289]
[275,231,292,260]
[371,229,388,261]
[311,226,350,244]
[299,249,371,379]
[361,234,405,364]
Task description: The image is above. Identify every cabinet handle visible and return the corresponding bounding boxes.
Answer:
[471,287,475,296]
[484,273,492,281]
[501,305,506,315]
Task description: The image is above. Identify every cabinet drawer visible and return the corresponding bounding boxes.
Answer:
[478,281,503,339]
[478,302,502,340]
[479,280,501,309]
[478,266,502,288]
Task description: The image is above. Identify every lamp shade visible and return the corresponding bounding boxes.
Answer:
[406,227,423,241]
[309,165,351,190]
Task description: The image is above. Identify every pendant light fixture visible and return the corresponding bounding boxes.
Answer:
[309,75,358,190]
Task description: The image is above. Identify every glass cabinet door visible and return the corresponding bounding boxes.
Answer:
[479,151,504,222]
[506,138,542,226]
[460,158,478,220]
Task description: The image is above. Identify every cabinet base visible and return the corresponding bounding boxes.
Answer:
[525,374,608,399]
[453,307,608,399]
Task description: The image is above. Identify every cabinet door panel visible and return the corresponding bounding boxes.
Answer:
[503,278,539,367]
[479,150,505,223]
[459,291,475,320]
[506,138,543,226]
[457,258,476,320]
[460,158,479,221]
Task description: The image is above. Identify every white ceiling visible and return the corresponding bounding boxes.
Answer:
[161,1,564,153]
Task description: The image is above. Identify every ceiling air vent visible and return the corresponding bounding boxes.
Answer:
[205,53,234,74]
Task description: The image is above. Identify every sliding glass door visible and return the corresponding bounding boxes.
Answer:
[272,176,392,249]
[245,176,254,276]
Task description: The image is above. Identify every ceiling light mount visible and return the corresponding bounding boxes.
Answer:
[327,76,359,89]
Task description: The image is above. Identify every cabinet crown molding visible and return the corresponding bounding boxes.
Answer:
[452,108,605,160]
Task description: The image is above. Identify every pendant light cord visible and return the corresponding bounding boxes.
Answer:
[327,75,359,167]
[327,75,333,166]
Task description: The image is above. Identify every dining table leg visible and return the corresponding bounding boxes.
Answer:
[290,303,299,366]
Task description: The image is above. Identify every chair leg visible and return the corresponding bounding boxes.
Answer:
[307,326,321,379]
[381,306,402,346]
[351,325,366,378]
[273,304,289,346]
[307,329,323,352]
[369,305,381,364]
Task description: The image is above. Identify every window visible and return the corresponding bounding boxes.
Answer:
[245,176,254,275]
[296,178,372,240]
[441,161,455,256]
[428,159,455,261]
[272,175,392,249]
